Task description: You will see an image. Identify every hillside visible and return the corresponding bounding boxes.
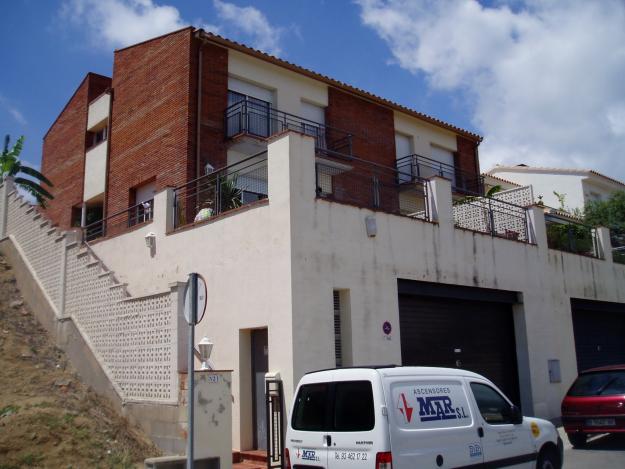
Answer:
[0,254,161,468]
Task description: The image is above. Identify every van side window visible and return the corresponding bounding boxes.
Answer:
[334,381,374,431]
[470,382,513,425]
[292,383,329,431]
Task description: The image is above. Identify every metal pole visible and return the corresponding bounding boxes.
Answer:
[187,273,197,469]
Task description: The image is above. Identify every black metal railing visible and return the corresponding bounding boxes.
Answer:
[83,199,154,242]
[225,96,352,157]
[266,379,285,469]
[545,214,599,257]
[396,154,484,195]
[453,196,530,242]
[173,152,268,229]
[610,227,625,264]
[315,155,429,221]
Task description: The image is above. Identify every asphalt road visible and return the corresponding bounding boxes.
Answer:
[561,431,625,468]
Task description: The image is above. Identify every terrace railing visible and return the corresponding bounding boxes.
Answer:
[545,214,600,258]
[173,151,268,229]
[609,227,625,264]
[396,154,484,195]
[225,95,352,157]
[453,196,530,242]
[315,156,429,221]
[83,199,154,242]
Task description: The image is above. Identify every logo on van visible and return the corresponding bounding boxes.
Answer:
[397,393,414,423]
[417,396,468,422]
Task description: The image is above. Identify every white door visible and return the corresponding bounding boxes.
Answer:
[385,376,483,468]
[430,145,456,182]
[288,374,333,468]
[395,133,413,183]
[327,371,386,469]
[467,380,536,468]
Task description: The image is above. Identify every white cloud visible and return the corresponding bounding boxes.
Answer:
[213,0,283,55]
[0,95,27,126]
[60,0,187,49]
[356,0,625,179]
[60,0,285,55]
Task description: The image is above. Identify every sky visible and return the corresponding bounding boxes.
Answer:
[1,0,625,182]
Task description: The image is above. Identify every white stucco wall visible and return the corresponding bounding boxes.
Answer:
[490,170,586,211]
[91,132,625,448]
[394,111,458,159]
[83,142,107,202]
[87,92,110,131]
[228,50,328,117]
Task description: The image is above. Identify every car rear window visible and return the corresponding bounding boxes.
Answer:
[568,371,625,397]
[292,380,374,432]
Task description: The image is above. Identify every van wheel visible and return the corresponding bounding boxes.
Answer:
[567,432,587,448]
[537,446,560,469]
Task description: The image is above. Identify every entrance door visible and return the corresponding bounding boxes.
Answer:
[252,329,269,450]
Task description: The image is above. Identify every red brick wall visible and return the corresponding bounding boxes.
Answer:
[41,73,111,229]
[454,135,481,193]
[107,27,195,222]
[325,87,398,210]
[189,41,229,177]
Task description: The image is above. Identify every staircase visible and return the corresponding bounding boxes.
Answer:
[233,450,268,469]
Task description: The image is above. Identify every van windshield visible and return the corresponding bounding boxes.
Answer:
[292,380,374,432]
[568,371,625,397]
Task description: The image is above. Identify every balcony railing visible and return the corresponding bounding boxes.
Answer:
[545,214,600,258]
[396,154,484,195]
[225,97,352,157]
[173,151,268,229]
[315,156,429,221]
[610,227,625,264]
[453,196,530,242]
[83,199,154,242]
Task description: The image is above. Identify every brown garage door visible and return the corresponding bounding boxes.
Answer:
[571,299,625,372]
[398,293,520,406]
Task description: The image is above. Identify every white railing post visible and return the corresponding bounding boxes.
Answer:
[0,177,14,239]
[526,206,548,249]
[426,176,453,228]
[594,226,613,262]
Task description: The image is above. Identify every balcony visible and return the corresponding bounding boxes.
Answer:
[84,199,154,242]
[396,154,484,196]
[225,94,352,157]
[315,154,429,221]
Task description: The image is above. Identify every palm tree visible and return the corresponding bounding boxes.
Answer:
[1,135,54,207]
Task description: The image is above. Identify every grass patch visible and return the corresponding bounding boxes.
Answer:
[19,452,44,466]
[0,404,19,417]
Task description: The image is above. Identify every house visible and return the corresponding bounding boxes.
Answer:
[486,164,625,212]
[5,27,623,456]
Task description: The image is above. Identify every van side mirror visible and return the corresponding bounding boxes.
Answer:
[508,405,523,425]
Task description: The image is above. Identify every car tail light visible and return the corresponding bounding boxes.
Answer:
[284,448,291,469]
[376,451,393,469]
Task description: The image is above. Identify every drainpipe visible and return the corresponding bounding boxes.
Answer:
[103,89,113,222]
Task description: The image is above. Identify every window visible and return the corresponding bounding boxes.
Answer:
[91,126,108,147]
[470,383,513,425]
[292,383,329,431]
[568,371,625,397]
[333,381,374,431]
[291,381,375,432]
[334,291,342,367]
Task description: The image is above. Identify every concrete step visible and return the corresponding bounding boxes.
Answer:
[238,450,268,463]
[233,462,265,469]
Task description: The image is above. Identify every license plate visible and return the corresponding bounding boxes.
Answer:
[586,418,615,426]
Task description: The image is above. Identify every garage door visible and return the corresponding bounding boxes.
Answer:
[398,289,520,406]
[571,299,625,372]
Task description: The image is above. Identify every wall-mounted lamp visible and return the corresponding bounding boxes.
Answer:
[204,163,215,175]
[198,336,214,370]
[365,216,377,237]
[144,231,156,249]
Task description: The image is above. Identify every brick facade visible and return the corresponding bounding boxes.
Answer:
[107,28,195,222]
[41,73,111,229]
[454,135,481,193]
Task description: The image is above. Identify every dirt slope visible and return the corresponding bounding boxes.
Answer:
[0,254,161,468]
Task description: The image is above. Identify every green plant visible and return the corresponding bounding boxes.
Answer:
[546,222,594,255]
[1,135,54,207]
[219,175,242,212]
[19,452,43,466]
[0,404,19,417]
[553,191,567,211]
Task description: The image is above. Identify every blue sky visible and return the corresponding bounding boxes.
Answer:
[2,0,625,182]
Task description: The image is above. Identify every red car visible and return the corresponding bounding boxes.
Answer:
[561,364,625,447]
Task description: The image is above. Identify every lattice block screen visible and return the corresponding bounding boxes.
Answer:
[4,187,179,403]
[6,192,63,309]
[494,186,534,207]
[453,197,529,242]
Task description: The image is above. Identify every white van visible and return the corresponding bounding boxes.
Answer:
[285,366,562,469]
